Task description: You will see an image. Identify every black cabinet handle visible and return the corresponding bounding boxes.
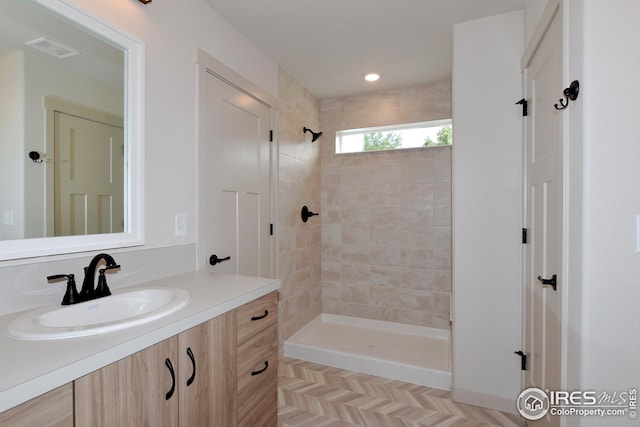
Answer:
[251,310,269,321]
[165,358,176,400]
[209,254,231,266]
[186,347,196,387]
[251,360,269,376]
[537,274,557,291]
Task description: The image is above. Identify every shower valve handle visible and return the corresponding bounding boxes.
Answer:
[301,205,319,223]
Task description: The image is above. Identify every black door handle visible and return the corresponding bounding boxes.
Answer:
[537,274,557,291]
[514,350,527,370]
[209,254,231,266]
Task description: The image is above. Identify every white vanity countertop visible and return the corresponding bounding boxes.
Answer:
[0,271,280,413]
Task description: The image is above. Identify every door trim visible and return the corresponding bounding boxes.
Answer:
[195,49,277,108]
[522,0,560,70]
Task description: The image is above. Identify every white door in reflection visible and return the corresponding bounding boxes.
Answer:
[54,112,124,236]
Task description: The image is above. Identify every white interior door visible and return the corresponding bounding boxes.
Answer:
[198,69,273,277]
[54,112,124,236]
[523,8,563,427]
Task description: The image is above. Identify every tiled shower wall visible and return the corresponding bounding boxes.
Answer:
[277,69,322,347]
[319,80,453,329]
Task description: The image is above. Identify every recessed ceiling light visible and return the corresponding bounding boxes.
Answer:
[364,72,381,82]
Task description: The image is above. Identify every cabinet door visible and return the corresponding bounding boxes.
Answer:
[0,384,73,427]
[75,337,179,427]
[179,311,237,427]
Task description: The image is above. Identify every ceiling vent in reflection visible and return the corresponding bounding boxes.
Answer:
[26,37,79,59]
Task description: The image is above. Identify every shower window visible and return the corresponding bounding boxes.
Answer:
[335,119,452,154]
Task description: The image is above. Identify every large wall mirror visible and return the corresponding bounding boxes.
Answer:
[0,0,144,261]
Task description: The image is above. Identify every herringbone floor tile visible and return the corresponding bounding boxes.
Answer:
[278,357,525,427]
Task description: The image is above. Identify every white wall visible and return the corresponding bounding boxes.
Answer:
[561,2,586,419]
[452,10,524,413]
[0,0,278,316]
[579,0,640,425]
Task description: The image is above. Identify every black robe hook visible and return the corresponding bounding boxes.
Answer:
[554,80,580,111]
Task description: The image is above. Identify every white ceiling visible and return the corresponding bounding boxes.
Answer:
[204,0,525,99]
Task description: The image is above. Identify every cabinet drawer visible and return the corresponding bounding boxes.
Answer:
[238,384,277,427]
[236,291,278,345]
[237,324,278,421]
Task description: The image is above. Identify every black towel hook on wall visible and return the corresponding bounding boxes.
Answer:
[554,80,580,111]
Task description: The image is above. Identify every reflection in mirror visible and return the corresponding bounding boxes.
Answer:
[0,0,125,241]
[0,0,144,260]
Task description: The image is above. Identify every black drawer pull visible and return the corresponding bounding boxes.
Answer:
[251,310,269,321]
[251,361,269,376]
[165,358,176,400]
[186,347,196,387]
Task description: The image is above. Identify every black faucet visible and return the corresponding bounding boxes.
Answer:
[79,253,120,301]
[47,253,120,305]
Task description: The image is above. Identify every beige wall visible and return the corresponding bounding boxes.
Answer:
[319,80,452,329]
[277,69,322,347]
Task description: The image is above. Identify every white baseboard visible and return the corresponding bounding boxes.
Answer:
[452,386,517,415]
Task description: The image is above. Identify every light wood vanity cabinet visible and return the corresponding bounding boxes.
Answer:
[178,310,236,426]
[235,291,279,427]
[0,293,277,426]
[74,333,179,426]
[75,312,236,427]
[0,384,73,427]
[73,293,277,427]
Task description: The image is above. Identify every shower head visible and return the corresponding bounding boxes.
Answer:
[303,127,323,142]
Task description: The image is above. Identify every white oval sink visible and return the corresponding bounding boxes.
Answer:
[7,288,190,340]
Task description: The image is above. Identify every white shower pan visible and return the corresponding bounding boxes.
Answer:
[284,313,451,391]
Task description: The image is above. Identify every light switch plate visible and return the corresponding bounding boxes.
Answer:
[3,209,13,226]
[636,215,640,253]
[175,214,187,237]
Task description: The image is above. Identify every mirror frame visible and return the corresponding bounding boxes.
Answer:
[0,0,145,261]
